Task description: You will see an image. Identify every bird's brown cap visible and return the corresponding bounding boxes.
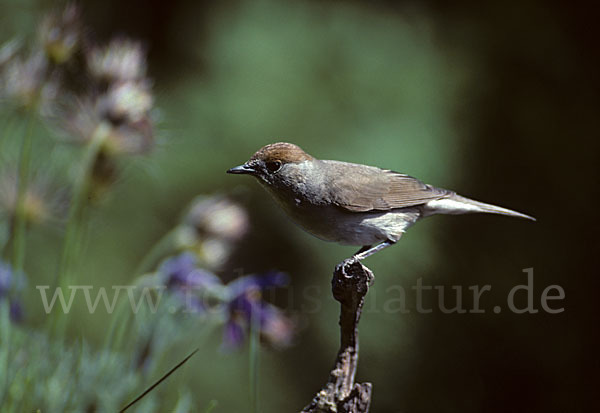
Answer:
[250,142,314,164]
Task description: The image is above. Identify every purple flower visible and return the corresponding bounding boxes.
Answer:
[222,272,293,349]
[0,262,12,298]
[0,260,25,323]
[9,300,23,322]
[223,318,245,346]
[158,252,221,313]
[0,260,24,297]
[156,254,293,346]
[160,252,221,289]
[226,271,288,297]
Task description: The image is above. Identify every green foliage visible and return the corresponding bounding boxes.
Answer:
[0,0,467,410]
[1,325,147,412]
[2,0,574,412]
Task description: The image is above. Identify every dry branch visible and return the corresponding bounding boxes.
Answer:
[301,259,374,413]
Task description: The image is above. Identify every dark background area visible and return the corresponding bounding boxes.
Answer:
[2,0,598,411]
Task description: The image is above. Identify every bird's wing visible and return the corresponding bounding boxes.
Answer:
[327,163,452,212]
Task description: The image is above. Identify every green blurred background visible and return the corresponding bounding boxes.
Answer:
[1,0,598,411]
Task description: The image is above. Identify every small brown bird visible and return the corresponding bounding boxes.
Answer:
[227,142,534,261]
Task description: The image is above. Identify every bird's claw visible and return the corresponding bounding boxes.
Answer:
[336,256,363,278]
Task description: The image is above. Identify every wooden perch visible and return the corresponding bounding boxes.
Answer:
[301,259,374,413]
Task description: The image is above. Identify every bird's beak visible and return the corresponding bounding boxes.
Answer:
[227,163,256,175]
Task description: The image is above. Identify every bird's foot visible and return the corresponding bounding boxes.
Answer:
[338,256,359,275]
[336,256,370,281]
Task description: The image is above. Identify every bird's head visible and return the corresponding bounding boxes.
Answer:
[227,142,314,186]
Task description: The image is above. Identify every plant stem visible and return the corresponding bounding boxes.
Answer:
[249,304,260,413]
[204,400,218,413]
[55,127,107,286]
[11,113,35,275]
[104,228,178,351]
[133,228,179,277]
[51,126,107,334]
[0,114,32,406]
[0,300,11,406]
[119,347,199,413]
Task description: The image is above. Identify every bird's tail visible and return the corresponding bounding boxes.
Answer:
[425,194,536,221]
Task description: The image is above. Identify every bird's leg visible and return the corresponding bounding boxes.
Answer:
[339,241,395,279]
[354,245,372,256]
[353,240,396,261]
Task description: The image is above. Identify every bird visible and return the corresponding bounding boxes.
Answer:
[227,142,534,261]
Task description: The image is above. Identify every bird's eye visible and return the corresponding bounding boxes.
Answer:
[266,160,282,173]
